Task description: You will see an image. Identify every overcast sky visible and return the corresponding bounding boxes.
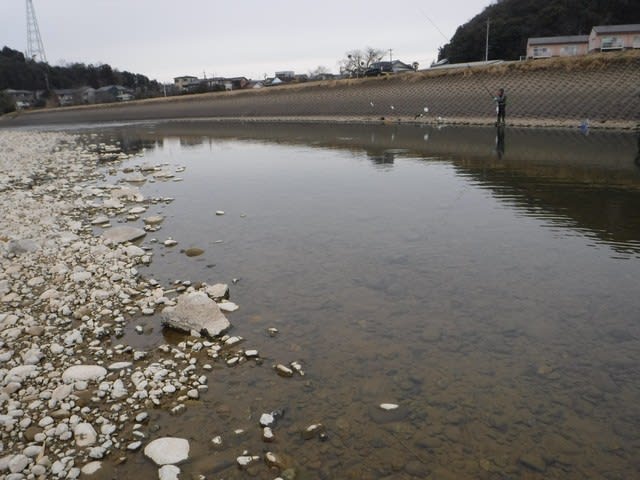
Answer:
[2,0,492,82]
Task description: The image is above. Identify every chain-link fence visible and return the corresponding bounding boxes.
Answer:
[3,52,639,128]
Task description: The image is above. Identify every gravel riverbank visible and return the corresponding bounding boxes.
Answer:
[0,130,288,479]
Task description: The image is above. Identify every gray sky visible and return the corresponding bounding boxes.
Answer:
[2,0,492,82]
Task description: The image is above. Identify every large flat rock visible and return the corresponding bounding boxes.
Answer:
[161,291,230,337]
[102,226,146,244]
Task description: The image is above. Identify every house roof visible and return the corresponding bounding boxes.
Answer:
[592,24,640,34]
[528,35,589,46]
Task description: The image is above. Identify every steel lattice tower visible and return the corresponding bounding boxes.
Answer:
[26,0,47,63]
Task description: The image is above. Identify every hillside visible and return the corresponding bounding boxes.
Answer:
[0,46,160,93]
[438,0,640,62]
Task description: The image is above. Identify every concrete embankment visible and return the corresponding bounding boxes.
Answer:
[2,51,639,129]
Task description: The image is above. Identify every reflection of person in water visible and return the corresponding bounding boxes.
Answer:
[635,132,640,167]
[495,125,506,160]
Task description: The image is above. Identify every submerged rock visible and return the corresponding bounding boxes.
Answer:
[144,437,190,466]
[184,248,204,257]
[161,291,230,337]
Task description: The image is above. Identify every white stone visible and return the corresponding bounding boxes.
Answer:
[81,461,102,475]
[125,245,145,257]
[23,445,42,457]
[71,271,92,282]
[159,465,180,480]
[379,403,399,411]
[52,384,73,401]
[259,413,275,427]
[7,365,37,381]
[74,422,98,447]
[91,216,110,225]
[62,365,107,382]
[111,379,127,398]
[8,454,29,473]
[204,283,228,300]
[143,215,164,225]
[218,301,239,312]
[102,226,146,244]
[144,437,190,466]
[107,361,133,371]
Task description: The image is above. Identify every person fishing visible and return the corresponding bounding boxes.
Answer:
[494,88,507,126]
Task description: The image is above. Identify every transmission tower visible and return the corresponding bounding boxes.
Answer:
[26,0,47,63]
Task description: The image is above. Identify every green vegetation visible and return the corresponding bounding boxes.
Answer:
[0,46,161,96]
[438,0,640,62]
[0,90,15,114]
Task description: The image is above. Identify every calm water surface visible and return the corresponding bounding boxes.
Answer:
[76,122,640,479]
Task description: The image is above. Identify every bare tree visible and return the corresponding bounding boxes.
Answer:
[308,65,331,79]
[339,47,385,77]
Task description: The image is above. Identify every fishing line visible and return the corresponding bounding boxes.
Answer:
[418,7,497,100]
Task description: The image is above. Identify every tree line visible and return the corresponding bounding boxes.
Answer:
[0,46,161,93]
[438,0,640,62]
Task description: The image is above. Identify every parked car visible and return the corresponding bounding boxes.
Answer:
[365,62,394,77]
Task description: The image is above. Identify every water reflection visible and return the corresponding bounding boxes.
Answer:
[495,125,506,160]
[89,121,640,256]
[73,121,640,479]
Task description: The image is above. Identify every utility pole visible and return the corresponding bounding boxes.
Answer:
[485,18,490,62]
[389,48,393,63]
[26,0,47,63]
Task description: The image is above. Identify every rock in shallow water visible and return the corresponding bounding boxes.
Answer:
[144,437,190,466]
[161,291,230,337]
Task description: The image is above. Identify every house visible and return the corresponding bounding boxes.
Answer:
[589,24,640,52]
[365,60,415,76]
[74,86,96,105]
[95,85,134,103]
[275,71,295,82]
[202,76,249,91]
[3,89,35,108]
[173,75,200,92]
[53,89,76,107]
[526,35,589,58]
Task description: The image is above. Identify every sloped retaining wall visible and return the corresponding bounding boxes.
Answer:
[2,52,639,128]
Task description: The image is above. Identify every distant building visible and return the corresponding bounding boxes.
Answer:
[526,35,589,59]
[589,24,640,52]
[275,71,295,82]
[3,89,35,108]
[53,89,76,107]
[95,85,134,103]
[74,86,96,105]
[174,75,200,92]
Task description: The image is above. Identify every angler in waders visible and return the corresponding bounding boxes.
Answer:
[494,88,506,126]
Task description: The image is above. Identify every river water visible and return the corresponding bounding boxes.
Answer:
[71,122,640,479]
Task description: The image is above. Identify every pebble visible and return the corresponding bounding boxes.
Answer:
[159,465,181,480]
